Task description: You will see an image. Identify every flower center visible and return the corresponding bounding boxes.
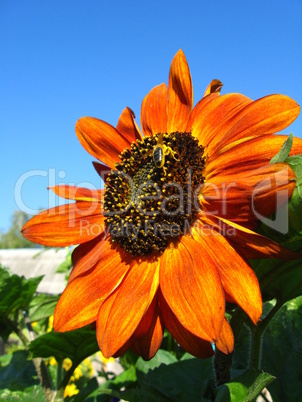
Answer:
[103,132,205,256]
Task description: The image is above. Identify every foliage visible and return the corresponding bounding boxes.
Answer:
[0,210,39,249]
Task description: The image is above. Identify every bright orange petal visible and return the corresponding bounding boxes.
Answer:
[54,241,131,332]
[200,163,296,227]
[141,83,168,136]
[159,291,214,358]
[215,319,234,354]
[116,107,143,141]
[167,50,193,133]
[97,258,160,357]
[22,202,104,246]
[188,93,252,155]
[206,134,302,180]
[69,235,125,283]
[197,212,297,261]
[159,235,225,342]
[203,79,223,97]
[131,298,164,360]
[49,185,104,202]
[216,95,300,150]
[75,117,130,169]
[193,221,262,325]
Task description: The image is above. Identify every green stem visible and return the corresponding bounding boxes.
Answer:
[249,326,262,370]
[214,308,246,385]
[248,300,283,370]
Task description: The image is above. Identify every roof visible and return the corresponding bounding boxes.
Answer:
[0,248,67,295]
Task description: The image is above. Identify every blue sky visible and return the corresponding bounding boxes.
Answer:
[1,0,302,231]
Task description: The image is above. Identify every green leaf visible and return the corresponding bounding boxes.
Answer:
[29,327,99,364]
[0,385,46,402]
[28,293,59,322]
[261,297,302,401]
[83,367,137,402]
[286,154,302,238]
[270,133,293,163]
[252,258,302,304]
[215,370,275,402]
[0,350,39,391]
[136,351,214,401]
[0,266,43,316]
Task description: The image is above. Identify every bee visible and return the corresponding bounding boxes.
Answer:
[152,133,179,175]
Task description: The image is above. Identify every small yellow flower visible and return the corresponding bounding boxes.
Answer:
[46,356,57,366]
[64,383,79,398]
[47,315,54,333]
[63,358,73,371]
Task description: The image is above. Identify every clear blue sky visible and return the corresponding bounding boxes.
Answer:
[1,0,302,231]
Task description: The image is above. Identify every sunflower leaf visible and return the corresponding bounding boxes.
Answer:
[215,370,275,402]
[259,297,302,401]
[28,293,59,322]
[29,327,99,363]
[0,266,43,316]
[136,351,214,401]
[270,133,293,163]
[0,351,40,392]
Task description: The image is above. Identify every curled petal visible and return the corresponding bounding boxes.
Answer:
[215,319,234,355]
[159,291,214,358]
[160,235,225,342]
[141,83,168,136]
[193,221,262,325]
[116,107,143,141]
[131,298,164,360]
[97,258,160,357]
[167,49,193,133]
[76,117,130,168]
[22,202,104,246]
[203,79,223,97]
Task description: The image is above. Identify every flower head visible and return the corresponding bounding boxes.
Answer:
[22,50,301,360]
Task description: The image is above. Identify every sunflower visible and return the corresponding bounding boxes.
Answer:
[22,50,302,360]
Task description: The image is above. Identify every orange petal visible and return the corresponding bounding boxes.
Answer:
[116,107,143,141]
[75,117,130,169]
[188,93,252,155]
[49,185,104,202]
[215,319,234,354]
[159,291,214,358]
[131,298,164,360]
[159,235,225,342]
[203,79,223,97]
[97,258,160,357]
[200,163,296,227]
[197,212,297,261]
[54,241,131,332]
[193,221,262,325]
[22,202,104,246]
[167,50,193,133]
[69,235,126,283]
[92,161,111,182]
[206,134,302,180]
[218,95,300,149]
[141,83,168,136]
